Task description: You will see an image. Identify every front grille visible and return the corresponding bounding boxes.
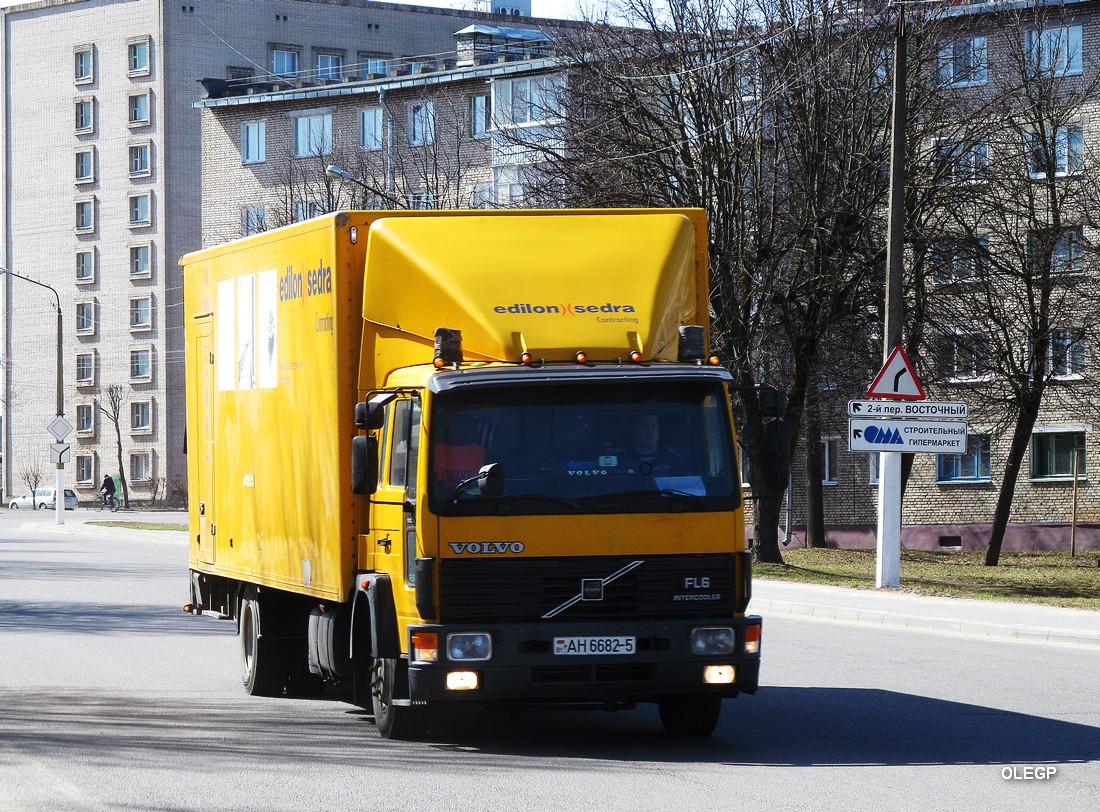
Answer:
[439,554,735,624]
[531,664,658,684]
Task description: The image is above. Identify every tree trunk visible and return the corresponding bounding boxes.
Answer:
[114,422,130,509]
[753,489,785,564]
[986,410,1040,566]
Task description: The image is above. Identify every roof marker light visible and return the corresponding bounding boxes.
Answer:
[520,352,533,365]
[629,350,642,363]
[575,351,587,364]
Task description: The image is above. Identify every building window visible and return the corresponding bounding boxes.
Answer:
[931,235,988,283]
[75,46,94,84]
[76,199,95,232]
[470,94,490,137]
[129,193,151,226]
[937,434,991,482]
[130,244,152,277]
[409,102,435,146]
[292,113,332,157]
[76,352,95,385]
[407,192,434,210]
[360,55,389,79]
[493,166,524,206]
[1049,329,1085,379]
[130,348,153,381]
[128,92,151,125]
[130,296,153,331]
[242,207,266,236]
[1028,125,1083,178]
[75,149,95,184]
[76,300,95,335]
[76,455,94,485]
[1031,431,1086,479]
[493,74,563,127]
[1052,227,1086,275]
[316,52,343,81]
[130,451,153,482]
[934,137,988,184]
[293,200,325,222]
[75,99,94,132]
[129,143,151,177]
[868,453,880,485]
[1026,26,1083,77]
[127,37,150,75]
[241,120,266,164]
[937,332,989,382]
[360,107,383,150]
[938,37,987,86]
[76,403,95,436]
[130,400,152,433]
[820,437,839,484]
[76,250,95,283]
[272,47,300,77]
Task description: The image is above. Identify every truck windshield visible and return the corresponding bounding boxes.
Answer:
[428,379,739,516]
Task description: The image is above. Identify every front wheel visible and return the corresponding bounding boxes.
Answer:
[371,657,422,740]
[38,503,48,510]
[658,694,723,736]
[8,503,17,510]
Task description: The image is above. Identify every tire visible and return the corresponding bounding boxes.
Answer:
[8,503,17,509]
[240,594,290,697]
[658,694,723,736]
[38,503,48,510]
[371,657,422,740]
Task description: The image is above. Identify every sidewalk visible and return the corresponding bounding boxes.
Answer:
[753,579,1100,649]
[18,513,1100,650]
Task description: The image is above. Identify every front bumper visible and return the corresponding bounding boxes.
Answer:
[406,617,761,704]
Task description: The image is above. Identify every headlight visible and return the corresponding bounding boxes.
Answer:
[691,626,735,656]
[447,632,492,662]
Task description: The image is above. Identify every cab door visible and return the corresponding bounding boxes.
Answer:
[371,397,421,596]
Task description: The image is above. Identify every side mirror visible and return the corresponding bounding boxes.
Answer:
[476,463,504,499]
[356,401,387,430]
[351,435,379,495]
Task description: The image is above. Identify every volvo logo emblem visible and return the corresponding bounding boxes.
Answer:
[542,561,644,618]
[581,579,604,601]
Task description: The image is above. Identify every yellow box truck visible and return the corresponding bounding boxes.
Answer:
[182,209,762,738]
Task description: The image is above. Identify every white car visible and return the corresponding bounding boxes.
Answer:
[8,488,79,510]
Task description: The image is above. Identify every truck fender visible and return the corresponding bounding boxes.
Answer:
[353,573,401,660]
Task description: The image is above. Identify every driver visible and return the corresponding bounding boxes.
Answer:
[623,413,688,475]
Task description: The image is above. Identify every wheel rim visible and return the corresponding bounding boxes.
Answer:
[371,659,391,715]
[242,604,257,681]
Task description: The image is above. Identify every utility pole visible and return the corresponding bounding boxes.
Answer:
[876,3,907,588]
[0,267,67,525]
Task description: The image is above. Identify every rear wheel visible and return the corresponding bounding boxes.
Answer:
[240,593,290,696]
[38,503,48,510]
[371,657,422,739]
[658,694,723,736]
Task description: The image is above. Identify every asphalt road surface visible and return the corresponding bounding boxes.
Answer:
[1,514,1098,811]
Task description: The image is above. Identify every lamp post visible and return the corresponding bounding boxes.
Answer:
[0,267,67,525]
[324,164,401,208]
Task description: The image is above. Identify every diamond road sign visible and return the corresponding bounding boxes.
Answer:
[48,416,73,442]
[849,418,968,453]
[848,400,969,419]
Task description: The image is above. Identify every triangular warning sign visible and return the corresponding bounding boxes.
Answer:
[867,345,926,401]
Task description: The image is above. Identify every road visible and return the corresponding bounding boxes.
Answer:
[1,512,1098,811]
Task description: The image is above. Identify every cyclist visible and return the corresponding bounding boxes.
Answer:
[100,474,116,508]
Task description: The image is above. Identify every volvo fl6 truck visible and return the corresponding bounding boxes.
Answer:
[182,209,761,738]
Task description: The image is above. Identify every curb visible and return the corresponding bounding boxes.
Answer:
[20,520,188,545]
[753,597,1100,650]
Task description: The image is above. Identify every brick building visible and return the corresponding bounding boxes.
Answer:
[0,0,538,504]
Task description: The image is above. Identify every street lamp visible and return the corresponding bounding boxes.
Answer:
[0,266,67,525]
[324,164,401,208]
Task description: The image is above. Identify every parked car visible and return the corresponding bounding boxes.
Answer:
[8,488,78,510]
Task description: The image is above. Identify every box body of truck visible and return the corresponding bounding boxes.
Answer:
[182,209,761,737]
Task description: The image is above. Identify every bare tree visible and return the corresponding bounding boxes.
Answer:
[18,449,47,508]
[96,385,131,509]
[520,0,963,562]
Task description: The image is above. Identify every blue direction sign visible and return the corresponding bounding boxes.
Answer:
[849,418,968,453]
[848,400,969,419]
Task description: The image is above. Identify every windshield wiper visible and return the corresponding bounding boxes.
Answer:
[579,488,708,507]
[489,493,585,511]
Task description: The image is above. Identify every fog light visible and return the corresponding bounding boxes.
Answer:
[412,631,438,663]
[691,626,735,655]
[704,665,736,684]
[447,632,492,661]
[446,671,479,691]
[745,622,761,655]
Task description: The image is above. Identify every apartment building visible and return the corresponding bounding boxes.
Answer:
[783,1,1100,551]
[0,0,534,503]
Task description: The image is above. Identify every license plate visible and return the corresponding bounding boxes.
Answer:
[553,636,636,656]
